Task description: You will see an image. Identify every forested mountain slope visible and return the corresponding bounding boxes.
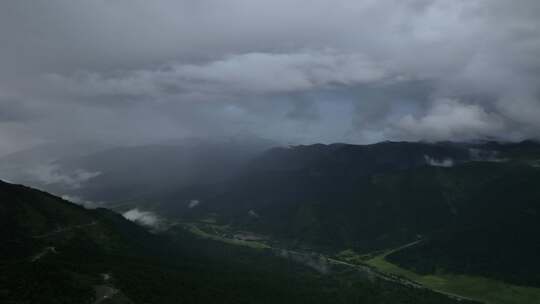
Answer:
[0,180,470,304]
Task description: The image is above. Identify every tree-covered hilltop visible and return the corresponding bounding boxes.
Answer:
[386,162,540,287]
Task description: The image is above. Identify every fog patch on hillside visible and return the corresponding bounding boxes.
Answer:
[248,210,260,218]
[188,199,200,208]
[26,163,101,189]
[423,155,454,167]
[468,149,507,163]
[62,194,104,209]
[123,208,162,228]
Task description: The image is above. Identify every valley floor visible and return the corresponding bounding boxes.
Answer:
[181,220,540,304]
[364,250,540,304]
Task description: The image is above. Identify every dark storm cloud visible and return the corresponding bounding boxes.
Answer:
[1,0,540,154]
[0,98,38,122]
[286,98,321,122]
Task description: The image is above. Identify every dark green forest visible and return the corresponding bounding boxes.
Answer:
[0,180,473,304]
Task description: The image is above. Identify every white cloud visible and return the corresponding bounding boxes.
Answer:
[26,163,101,189]
[248,210,259,218]
[392,99,505,141]
[47,50,388,97]
[61,195,104,209]
[424,155,454,167]
[122,208,161,228]
[188,199,200,208]
[173,51,387,93]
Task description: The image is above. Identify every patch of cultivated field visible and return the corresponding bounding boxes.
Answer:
[184,223,270,250]
[365,251,540,304]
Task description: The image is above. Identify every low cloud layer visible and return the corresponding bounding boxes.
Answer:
[424,155,454,168]
[47,51,387,96]
[26,163,101,189]
[393,99,505,142]
[62,195,104,209]
[122,208,162,228]
[188,200,200,208]
[1,0,540,155]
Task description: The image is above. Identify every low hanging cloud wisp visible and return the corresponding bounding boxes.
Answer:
[423,155,454,168]
[188,199,200,208]
[392,99,506,142]
[61,194,104,209]
[26,163,101,189]
[122,208,162,228]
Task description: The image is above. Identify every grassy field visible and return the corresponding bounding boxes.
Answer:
[184,223,270,250]
[365,250,540,304]
[185,223,540,304]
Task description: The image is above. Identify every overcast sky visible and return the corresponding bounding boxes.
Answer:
[1,0,540,155]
